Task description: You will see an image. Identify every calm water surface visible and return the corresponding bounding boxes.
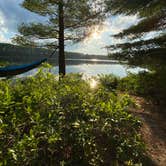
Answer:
[16,59,147,78]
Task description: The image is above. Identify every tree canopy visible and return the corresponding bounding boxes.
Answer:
[106,0,166,38]
[13,0,106,75]
[106,0,166,68]
[13,0,105,48]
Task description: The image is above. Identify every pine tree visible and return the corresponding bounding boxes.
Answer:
[106,0,166,37]
[13,0,105,75]
[105,0,166,65]
[105,0,166,103]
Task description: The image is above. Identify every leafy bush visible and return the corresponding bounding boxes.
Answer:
[0,61,10,67]
[98,74,120,91]
[118,71,166,103]
[0,70,144,165]
[98,72,166,104]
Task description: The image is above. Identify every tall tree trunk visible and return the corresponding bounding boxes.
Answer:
[58,1,65,75]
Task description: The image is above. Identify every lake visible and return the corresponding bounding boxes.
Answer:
[16,59,147,78]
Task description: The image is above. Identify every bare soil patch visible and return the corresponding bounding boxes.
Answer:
[130,96,166,166]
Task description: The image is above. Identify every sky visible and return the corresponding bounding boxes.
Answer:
[0,0,140,55]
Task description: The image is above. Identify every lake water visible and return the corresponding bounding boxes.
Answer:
[16,59,147,78]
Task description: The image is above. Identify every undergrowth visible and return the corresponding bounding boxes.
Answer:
[0,69,145,165]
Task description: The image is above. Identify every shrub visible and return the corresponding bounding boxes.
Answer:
[118,71,166,103]
[98,74,120,91]
[0,70,144,165]
[98,72,166,104]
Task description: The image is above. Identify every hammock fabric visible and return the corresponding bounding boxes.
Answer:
[0,58,47,77]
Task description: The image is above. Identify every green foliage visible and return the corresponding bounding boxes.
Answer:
[118,72,157,96]
[14,0,105,48]
[106,1,166,107]
[106,0,155,16]
[106,0,165,69]
[108,34,166,53]
[12,35,38,48]
[118,71,166,104]
[113,11,166,39]
[0,61,10,67]
[98,72,166,105]
[106,0,166,38]
[98,74,120,91]
[0,71,144,165]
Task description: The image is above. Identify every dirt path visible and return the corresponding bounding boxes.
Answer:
[131,96,166,166]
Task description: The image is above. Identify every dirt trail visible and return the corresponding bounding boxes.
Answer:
[131,96,166,166]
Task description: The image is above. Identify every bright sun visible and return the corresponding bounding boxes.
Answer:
[87,25,105,40]
[83,24,108,44]
[91,29,101,39]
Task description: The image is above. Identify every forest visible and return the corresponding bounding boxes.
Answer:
[0,0,165,165]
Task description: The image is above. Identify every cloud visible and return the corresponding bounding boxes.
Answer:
[0,0,46,42]
[0,11,10,43]
[142,30,165,40]
[0,11,7,32]
[109,15,140,34]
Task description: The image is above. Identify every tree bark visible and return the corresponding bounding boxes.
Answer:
[58,1,65,75]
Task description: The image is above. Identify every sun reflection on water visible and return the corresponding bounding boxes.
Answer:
[90,78,98,89]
